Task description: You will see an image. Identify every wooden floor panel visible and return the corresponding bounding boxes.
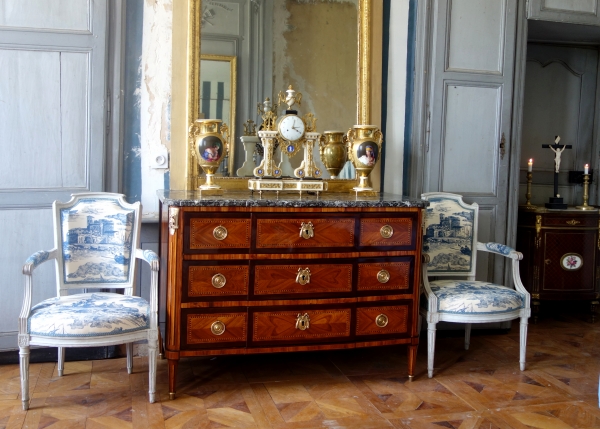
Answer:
[2,311,600,428]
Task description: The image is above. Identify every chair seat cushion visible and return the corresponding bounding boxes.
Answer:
[28,292,150,337]
[428,280,524,314]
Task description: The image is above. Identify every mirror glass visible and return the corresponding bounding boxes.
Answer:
[200,0,359,178]
[199,54,236,176]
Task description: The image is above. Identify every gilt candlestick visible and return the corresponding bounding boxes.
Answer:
[576,174,593,210]
[525,171,537,209]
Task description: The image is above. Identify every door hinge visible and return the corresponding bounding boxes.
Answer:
[500,133,506,160]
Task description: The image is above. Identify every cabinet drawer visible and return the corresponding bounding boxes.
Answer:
[185,311,247,345]
[359,217,415,248]
[356,305,409,336]
[357,261,412,292]
[255,217,355,250]
[543,215,597,228]
[185,264,249,298]
[188,217,251,250]
[251,308,351,343]
[253,263,352,296]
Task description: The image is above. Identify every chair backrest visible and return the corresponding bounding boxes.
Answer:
[421,192,479,277]
[52,193,141,295]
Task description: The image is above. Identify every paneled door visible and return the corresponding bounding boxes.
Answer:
[0,1,108,350]
[424,0,518,283]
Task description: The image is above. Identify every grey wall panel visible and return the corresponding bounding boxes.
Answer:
[61,52,90,188]
[543,0,596,13]
[447,0,505,74]
[0,0,90,32]
[441,84,501,195]
[0,209,55,351]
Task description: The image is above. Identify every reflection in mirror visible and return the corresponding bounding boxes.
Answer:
[200,0,358,178]
[199,54,237,176]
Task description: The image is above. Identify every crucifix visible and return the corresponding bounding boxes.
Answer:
[542,135,572,209]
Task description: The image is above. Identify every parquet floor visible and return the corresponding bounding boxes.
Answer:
[1,310,600,428]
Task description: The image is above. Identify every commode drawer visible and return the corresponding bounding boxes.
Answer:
[250,307,351,345]
[543,214,597,228]
[185,215,251,252]
[253,261,352,297]
[355,304,409,337]
[359,216,417,249]
[255,215,355,251]
[357,259,413,292]
[183,262,249,300]
[182,309,247,349]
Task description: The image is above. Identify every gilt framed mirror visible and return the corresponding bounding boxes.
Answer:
[170,0,382,191]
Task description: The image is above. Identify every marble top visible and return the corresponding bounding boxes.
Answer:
[157,190,427,209]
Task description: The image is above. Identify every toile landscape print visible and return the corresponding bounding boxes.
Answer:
[424,198,475,273]
[61,199,134,283]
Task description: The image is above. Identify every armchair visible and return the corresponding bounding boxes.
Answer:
[420,192,530,378]
[18,193,159,410]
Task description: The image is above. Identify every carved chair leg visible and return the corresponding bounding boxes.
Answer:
[19,346,30,411]
[464,323,472,350]
[58,347,65,376]
[148,337,157,403]
[427,322,437,378]
[126,343,133,374]
[519,316,528,371]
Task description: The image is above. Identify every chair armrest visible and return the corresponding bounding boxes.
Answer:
[477,242,522,260]
[20,249,58,339]
[136,248,159,271]
[22,249,57,275]
[135,249,159,322]
[420,253,438,313]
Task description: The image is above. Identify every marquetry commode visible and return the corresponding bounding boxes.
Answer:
[158,190,426,398]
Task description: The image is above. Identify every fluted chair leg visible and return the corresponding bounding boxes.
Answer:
[519,316,528,371]
[427,322,437,378]
[19,346,30,411]
[148,336,158,403]
[126,343,133,374]
[464,323,472,350]
[58,347,65,376]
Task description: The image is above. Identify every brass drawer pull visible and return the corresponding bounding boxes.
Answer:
[375,314,389,328]
[380,225,394,239]
[296,267,311,285]
[211,320,226,336]
[295,313,310,330]
[545,259,552,265]
[377,269,390,283]
[299,222,314,239]
[213,225,228,240]
[566,219,580,225]
[211,273,226,289]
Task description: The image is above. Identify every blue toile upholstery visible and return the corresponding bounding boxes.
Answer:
[421,192,530,378]
[18,193,159,410]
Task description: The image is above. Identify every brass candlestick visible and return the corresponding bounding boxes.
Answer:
[576,173,593,210]
[523,171,537,210]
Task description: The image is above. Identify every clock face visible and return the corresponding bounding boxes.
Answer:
[278,115,305,142]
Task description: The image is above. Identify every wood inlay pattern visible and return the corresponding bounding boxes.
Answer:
[355,305,409,335]
[357,261,410,291]
[256,218,355,248]
[186,312,247,344]
[254,263,352,295]
[189,218,251,249]
[188,265,249,296]
[359,217,413,247]
[252,309,351,341]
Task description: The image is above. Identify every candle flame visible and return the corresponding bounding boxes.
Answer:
[529,159,532,163]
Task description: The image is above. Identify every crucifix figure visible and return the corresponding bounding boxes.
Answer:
[542,135,572,209]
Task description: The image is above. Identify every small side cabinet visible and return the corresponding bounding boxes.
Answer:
[517,207,600,322]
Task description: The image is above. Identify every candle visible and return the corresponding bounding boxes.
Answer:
[585,164,589,174]
[528,159,533,172]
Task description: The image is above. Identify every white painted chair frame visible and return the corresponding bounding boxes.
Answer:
[18,193,159,410]
[420,192,531,378]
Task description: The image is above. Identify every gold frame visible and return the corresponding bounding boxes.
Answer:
[199,54,237,177]
[170,0,382,191]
